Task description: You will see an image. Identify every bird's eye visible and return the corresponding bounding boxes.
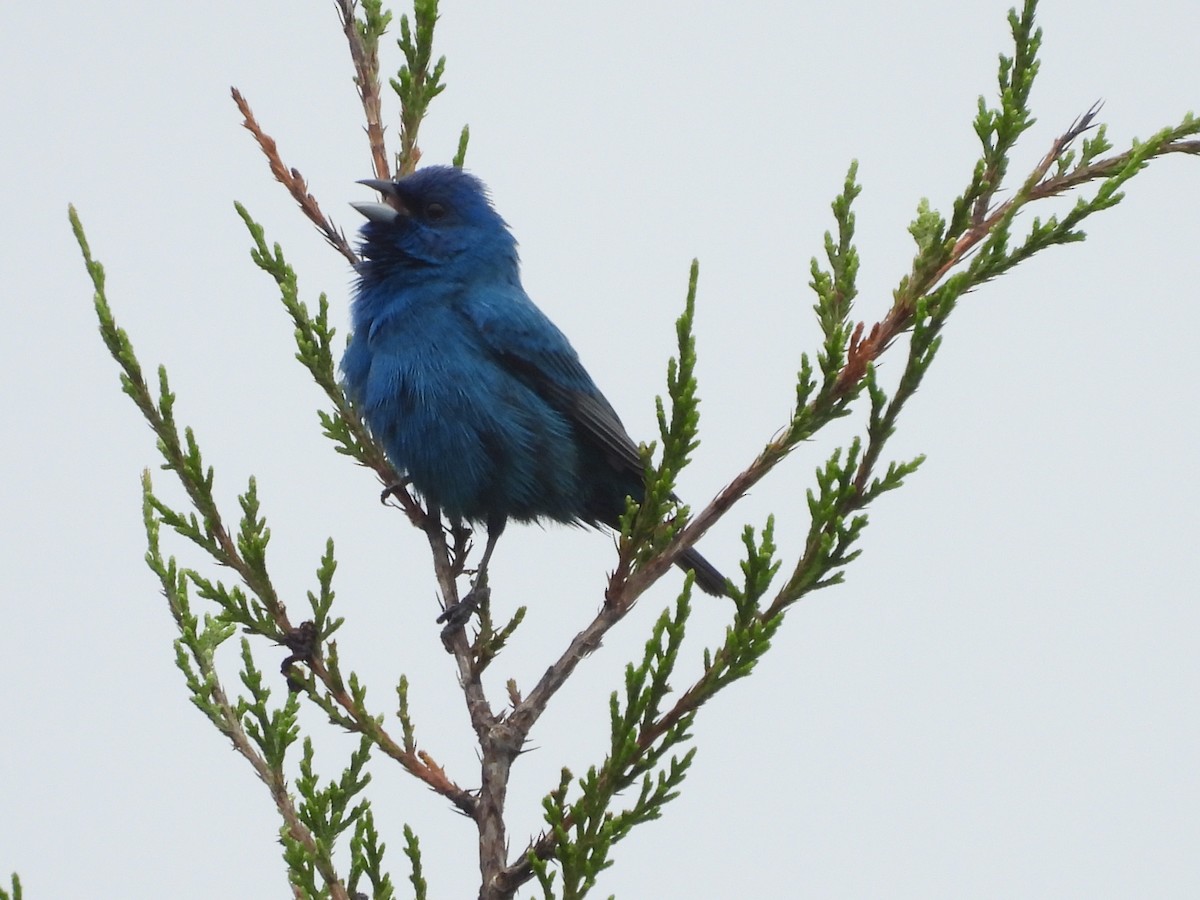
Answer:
[425,202,447,221]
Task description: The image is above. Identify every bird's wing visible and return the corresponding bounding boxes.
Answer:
[463,285,646,479]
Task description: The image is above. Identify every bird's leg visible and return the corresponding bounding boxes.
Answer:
[437,518,505,630]
[446,517,474,577]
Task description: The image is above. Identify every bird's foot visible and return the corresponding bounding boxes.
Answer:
[437,593,479,627]
[437,579,489,632]
[278,620,318,693]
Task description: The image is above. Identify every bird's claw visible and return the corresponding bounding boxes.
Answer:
[438,583,489,648]
[379,479,410,505]
[438,582,489,625]
[279,620,319,693]
[437,595,477,628]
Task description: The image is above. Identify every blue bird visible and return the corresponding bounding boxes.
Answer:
[341,165,727,598]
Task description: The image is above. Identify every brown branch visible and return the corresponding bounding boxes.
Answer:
[230,87,358,265]
[333,0,391,180]
[422,517,512,890]
[507,605,625,739]
[1029,137,1200,201]
[304,653,478,816]
[472,546,650,895]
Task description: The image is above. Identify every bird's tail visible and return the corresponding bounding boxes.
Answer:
[677,546,729,597]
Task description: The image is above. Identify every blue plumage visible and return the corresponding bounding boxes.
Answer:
[342,166,726,596]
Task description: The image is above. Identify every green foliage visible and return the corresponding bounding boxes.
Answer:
[475,602,529,671]
[0,873,21,900]
[535,597,704,891]
[452,124,471,168]
[784,162,865,451]
[392,0,447,174]
[617,260,705,583]
[69,0,1198,898]
[287,737,376,883]
[810,161,861,381]
[400,825,426,900]
[354,0,393,52]
[349,811,399,900]
[235,203,385,472]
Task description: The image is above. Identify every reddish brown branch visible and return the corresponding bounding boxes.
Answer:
[230,87,358,265]
[306,655,478,816]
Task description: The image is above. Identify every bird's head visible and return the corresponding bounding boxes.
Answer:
[352,165,517,280]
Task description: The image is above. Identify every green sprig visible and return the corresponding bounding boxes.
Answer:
[349,810,398,900]
[393,0,447,173]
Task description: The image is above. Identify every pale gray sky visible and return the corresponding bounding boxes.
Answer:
[3,2,1199,897]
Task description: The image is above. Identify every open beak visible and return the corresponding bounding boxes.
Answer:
[357,178,400,198]
[352,178,407,224]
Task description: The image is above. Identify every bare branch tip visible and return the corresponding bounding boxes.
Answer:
[1065,100,1104,146]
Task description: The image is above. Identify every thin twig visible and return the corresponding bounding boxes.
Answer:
[231,87,359,265]
[333,0,391,180]
[306,655,477,816]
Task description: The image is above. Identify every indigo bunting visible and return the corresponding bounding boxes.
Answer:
[341,165,727,597]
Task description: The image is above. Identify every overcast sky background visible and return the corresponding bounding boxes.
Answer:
[3,1,1198,897]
